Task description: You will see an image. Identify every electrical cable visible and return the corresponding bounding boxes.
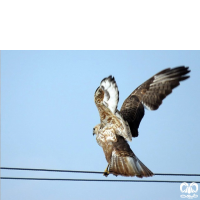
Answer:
[1,167,200,177]
[1,177,200,183]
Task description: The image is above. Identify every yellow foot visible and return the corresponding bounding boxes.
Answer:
[103,165,109,177]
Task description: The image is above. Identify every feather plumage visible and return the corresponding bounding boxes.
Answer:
[93,66,190,177]
[120,66,190,137]
[100,76,119,114]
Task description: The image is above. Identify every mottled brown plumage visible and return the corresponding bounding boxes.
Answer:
[120,66,190,137]
[93,66,190,178]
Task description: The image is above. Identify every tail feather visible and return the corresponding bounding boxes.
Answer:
[109,153,153,178]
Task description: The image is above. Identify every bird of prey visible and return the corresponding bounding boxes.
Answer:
[93,66,190,178]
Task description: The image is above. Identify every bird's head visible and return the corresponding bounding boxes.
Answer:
[93,124,101,136]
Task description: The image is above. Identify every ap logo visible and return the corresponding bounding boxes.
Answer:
[180,182,198,199]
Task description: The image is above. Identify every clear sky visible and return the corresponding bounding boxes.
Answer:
[1,50,200,200]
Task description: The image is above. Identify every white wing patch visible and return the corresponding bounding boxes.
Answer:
[142,101,152,110]
[100,76,119,114]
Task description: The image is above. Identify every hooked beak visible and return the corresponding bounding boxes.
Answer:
[93,128,95,136]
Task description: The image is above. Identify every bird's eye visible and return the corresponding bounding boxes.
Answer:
[93,127,95,131]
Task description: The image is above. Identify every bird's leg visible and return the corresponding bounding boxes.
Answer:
[103,164,109,177]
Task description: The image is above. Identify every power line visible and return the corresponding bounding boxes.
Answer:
[1,177,200,183]
[1,167,200,177]
[1,167,101,174]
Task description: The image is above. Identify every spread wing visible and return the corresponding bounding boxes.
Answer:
[100,76,119,114]
[120,66,190,137]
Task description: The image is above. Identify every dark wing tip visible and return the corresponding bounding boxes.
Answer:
[170,66,191,81]
[180,75,190,81]
[100,75,116,84]
[108,75,116,83]
[100,76,118,93]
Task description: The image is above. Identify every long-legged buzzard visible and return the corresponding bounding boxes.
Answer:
[93,66,190,178]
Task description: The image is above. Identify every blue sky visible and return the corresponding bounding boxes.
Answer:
[1,50,200,200]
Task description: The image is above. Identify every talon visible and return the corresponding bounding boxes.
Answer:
[103,164,109,177]
[103,171,109,177]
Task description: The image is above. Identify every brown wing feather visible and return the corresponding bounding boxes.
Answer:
[109,136,153,177]
[120,95,144,137]
[120,66,190,137]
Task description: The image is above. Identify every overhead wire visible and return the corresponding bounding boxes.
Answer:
[1,167,200,177]
[1,167,199,183]
[1,177,200,183]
